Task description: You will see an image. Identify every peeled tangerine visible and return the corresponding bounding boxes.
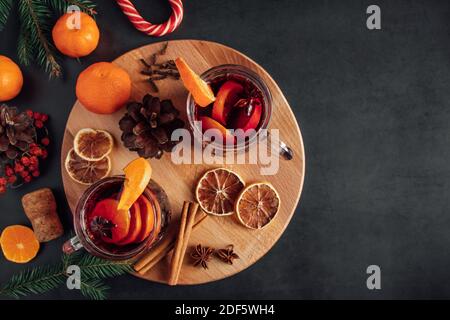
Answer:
[0,225,40,263]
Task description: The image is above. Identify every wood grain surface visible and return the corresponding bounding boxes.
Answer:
[61,40,305,285]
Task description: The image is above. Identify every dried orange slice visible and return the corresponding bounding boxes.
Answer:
[175,57,215,107]
[235,182,280,229]
[0,225,40,263]
[74,128,114,161]
[196,168,245,216]
[117,158,152,211]
[65,148,111,185]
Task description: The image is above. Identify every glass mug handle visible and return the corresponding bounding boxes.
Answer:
[62,235,84,254]
[267,131,294,160]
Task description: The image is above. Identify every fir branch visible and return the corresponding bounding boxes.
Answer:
[80,278,109,300]
[46,0,97,16]
[18,0,62,78]
[0,0,12,31]
[17,21,34,66]
[0,252,132,300]
[0,264,65,299]
[78,253,133,279]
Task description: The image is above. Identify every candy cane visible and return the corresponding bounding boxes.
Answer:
[116,0,183,37]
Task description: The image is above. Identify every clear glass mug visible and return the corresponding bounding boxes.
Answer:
[186,64,293,160]
[62,176,170,260]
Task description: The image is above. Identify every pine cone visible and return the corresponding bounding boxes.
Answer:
[119,94,185,159]
[0,105,35,160]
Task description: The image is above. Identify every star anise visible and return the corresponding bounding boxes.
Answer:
[191,244,214,269]
[90,216,116,239]
[216,245,240,265]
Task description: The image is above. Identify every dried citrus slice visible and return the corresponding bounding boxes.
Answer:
[65,148,111,185]
[195,168,245,216]
[74,128,114,161]
[235,182,280,229]
[175,57,215,107]
[0,225,40,263]
[117,158,152,211]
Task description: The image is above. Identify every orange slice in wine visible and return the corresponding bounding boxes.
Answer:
[175,57,215,107]
[117,158,152,211]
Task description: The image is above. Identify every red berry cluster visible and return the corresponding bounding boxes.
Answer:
[0,110,50,194]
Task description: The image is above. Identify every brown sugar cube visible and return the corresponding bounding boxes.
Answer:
[21,188,64,242]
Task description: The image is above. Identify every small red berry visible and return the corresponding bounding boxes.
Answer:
[26,110,34,118]
[31,147,42,156]
[41,149,48,159]
[41,137,50,146]
[33,112,41,120]
[35,120,44,129]
[8,176,17,184]
[20,170,29,178]
[30,156,39,166]
[24,176,32,183]
[21,156,30,166]
[41,114,49,122]
[0,185,6,193]
[0,177,7,185]
[14,163,24,173]
[31,170,40,177]
[5,166,14,177]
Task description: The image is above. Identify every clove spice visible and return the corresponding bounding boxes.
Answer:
[139,42,180,92]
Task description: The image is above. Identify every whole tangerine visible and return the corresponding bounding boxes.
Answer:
[52,12,100,58]
[76,62,132,114]
[0,55,24,102]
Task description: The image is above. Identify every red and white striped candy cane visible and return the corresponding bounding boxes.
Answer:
[116,0,183,37]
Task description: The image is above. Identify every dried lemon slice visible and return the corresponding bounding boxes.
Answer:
[195,168,245,216]
[235,182,280,229]
[74,128,113,161]
[65,148,111,185]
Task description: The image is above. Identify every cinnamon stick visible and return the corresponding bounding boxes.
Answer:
[168,202,190,284]
[172,202,199,285]
[134,212,207,274]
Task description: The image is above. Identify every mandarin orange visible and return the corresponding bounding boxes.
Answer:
[0,55,23,102]
[52,12,100,58]
[76,62,132,114]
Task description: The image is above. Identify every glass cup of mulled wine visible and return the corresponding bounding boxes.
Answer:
[186,64,293,159]
[62,176,170,260]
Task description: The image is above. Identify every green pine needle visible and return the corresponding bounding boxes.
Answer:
[18,0,62,78]
[0,0,12,31]
[78,253,134,279]
[46,0,96,16]
[0,264,66,299]
[17,22,34,66]
[0,252,132,300]
[80,278,109,300]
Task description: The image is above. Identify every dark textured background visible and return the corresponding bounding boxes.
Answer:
[1,0,450,299]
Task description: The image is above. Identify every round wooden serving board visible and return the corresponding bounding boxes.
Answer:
[61,40,305,285]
